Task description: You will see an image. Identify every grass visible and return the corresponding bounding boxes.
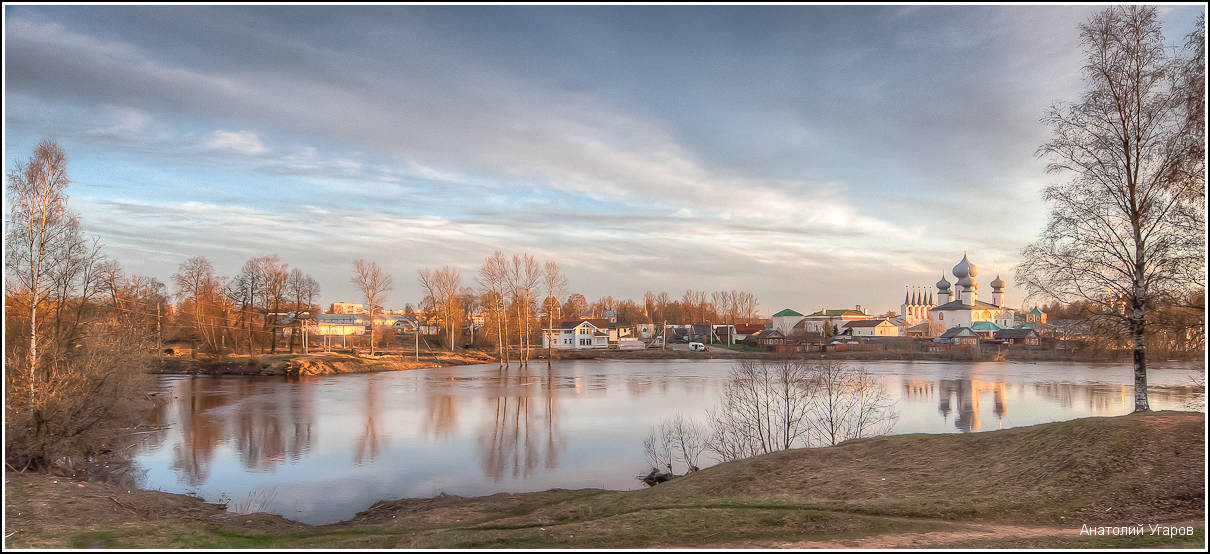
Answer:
[9,411,1205,549]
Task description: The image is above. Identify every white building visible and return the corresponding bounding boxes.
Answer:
[927,252,1016,333]
[770,308,806,335]
[542,319,610,350]
[843,319,899,337]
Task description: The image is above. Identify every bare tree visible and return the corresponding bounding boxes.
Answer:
[286,268,320,353]
[417,266,463,350]
[542,260,567,368]
[807,361,898,446]
[352,259,393,356]
[508,253,541,365]
[1017,6,1206,411]
[479,252,510,367]
[257,256,289,354]
[702,359,897,466]
[668,413,708,473]
[6,139,72,377]
[642,422,675,475]
[563,293,588,319]
[172,256,225,357]
[706,358,816,461]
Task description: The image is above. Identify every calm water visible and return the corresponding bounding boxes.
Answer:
[130,359,1203,524]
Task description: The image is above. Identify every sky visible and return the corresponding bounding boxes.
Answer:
[4,4,1205,315]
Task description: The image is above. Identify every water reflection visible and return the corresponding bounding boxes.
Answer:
[477,367,566,482]
[132,361,1202,525]
[355,377,385,465]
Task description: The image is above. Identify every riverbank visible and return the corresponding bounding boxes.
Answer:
[5,411,1203,548]
[540,346,1204,365]
[152,350,497,376]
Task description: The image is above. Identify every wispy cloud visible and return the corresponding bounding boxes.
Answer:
[203,130,266,154]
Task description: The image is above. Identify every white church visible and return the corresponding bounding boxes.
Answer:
[901,252,1016,336]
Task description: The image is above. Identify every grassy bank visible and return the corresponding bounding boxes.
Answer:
[5,411,1203,548]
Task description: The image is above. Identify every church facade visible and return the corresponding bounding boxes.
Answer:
[925,252,1016,334]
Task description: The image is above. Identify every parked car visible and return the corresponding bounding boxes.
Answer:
[689,342,709,351]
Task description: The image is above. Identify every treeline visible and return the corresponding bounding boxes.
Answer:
[1036,292,1206,356]
[172,255,321,359]
[408,256,764,368]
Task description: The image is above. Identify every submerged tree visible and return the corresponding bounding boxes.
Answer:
[1017,6,1206,411]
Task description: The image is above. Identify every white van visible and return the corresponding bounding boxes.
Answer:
[688,342,708,351]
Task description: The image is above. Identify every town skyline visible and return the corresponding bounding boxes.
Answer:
[4,4,1204,314]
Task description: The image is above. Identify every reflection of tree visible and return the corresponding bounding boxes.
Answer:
[354,377,387,465]
[233,379,315,471]
[147,377,315,484]
[166,378,234,485]
[423,393,460,440]
[477,367,566,482]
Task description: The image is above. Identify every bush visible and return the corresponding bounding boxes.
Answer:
[5,324,154,472]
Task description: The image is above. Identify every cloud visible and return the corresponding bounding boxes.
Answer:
[203,130,267,154]
[10,5,1201,313]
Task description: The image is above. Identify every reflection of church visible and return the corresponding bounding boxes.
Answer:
[904,378,1008,432]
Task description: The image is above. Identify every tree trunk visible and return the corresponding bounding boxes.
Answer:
[1131,294,1149,412]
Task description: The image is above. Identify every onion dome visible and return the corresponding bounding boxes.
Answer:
[991,274,1005,289]
[952,252,977,279]
[936,274,951,290]
[957,275,975,289]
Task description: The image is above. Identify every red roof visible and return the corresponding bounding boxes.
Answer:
[734,323,766,334]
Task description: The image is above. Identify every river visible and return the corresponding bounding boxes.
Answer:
[129,359,1203,524]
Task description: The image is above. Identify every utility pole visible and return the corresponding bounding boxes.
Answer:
[662,320,667,351]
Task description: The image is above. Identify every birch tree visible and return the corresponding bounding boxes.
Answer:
[542,260,567,368]
[1017,6,1206,411]
[479,252,510,368]
[6,140,72,377]
[352,259,393,356]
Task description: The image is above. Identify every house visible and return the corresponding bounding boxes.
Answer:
[1025,306,1048,324]
[732,323,767,341]
[748,329,788,347]
[711,324,739,345]
[803,307,872,335]
[842,319,899,337]
[995,327,1041,346]
[903,322,931,338]
[542,319,610,350]
[939,326,980,346]
[771,308,806,335]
